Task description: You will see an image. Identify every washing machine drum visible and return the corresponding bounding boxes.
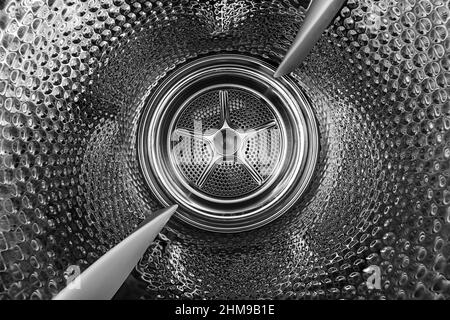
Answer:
[0,0,449,300]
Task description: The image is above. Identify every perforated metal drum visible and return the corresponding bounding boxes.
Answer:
[138,55,318,232]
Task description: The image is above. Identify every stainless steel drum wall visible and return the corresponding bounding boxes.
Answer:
[0,0,449,300]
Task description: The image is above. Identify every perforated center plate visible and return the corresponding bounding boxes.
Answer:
[172,88,282,198]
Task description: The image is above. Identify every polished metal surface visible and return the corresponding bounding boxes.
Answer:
[138,54,319,232]
[274,0,346,77]
[54,205,176,300]
[0,0,449,301]
[172,87,282,198]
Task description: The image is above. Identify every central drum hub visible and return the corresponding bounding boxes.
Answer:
[138,55,319,232]
[213,128,241,156]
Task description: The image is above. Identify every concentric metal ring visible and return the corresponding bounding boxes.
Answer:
[138,54,319,232]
